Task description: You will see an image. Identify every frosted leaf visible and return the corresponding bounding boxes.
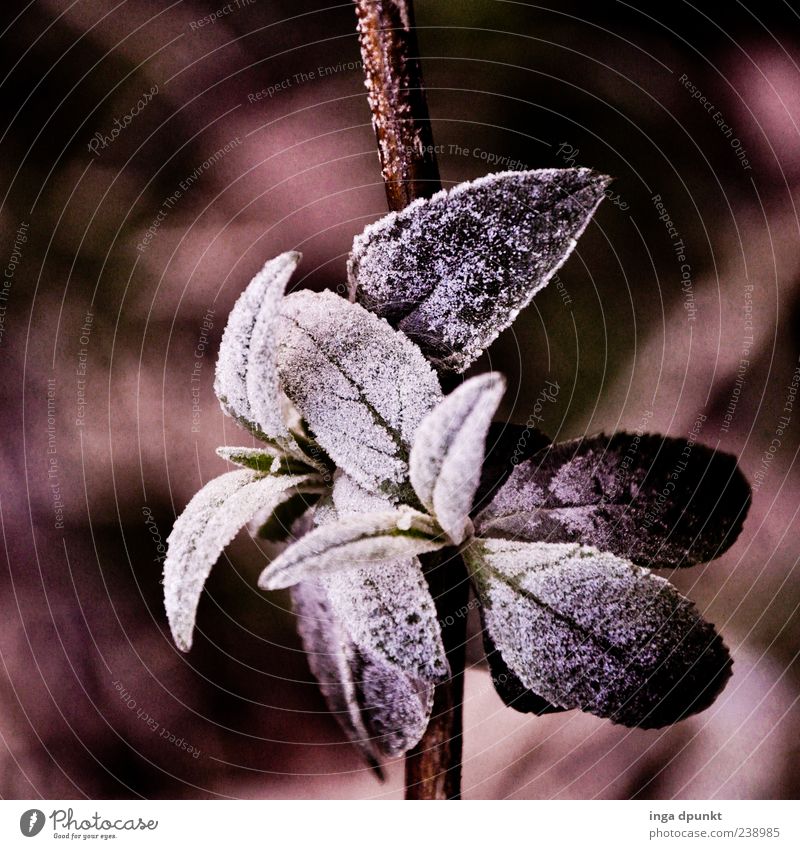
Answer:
[163,470,317,651]
[290,580,384,772]
[329,475,448,684]
[276,290,442,498]
[348,168,610,371]
[214,251,299,438]
[292,580,435,760]
[258,507,445,590]
[476,433,751,568]
[465,539,732,728]
[410,373,505,544]
[290,480,447,760]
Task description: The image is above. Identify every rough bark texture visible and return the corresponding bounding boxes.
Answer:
[354,0,465,800]
[354,0,442,211]
[403,548,468,800]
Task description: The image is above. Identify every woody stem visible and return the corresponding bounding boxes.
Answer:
[353,0,466,800]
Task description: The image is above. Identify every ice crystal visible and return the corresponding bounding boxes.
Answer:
[276,289,442,498]
[410,373,505,544]
[349,168,610,371]
[465,538,732,728]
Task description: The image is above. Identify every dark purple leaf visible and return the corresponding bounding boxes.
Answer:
[466,539,732,729]
[348,169,609,372]
[476,432,751,568]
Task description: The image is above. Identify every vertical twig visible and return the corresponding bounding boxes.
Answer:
[354,0,441,211]
[353,0,467,800]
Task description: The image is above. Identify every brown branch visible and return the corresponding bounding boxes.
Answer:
[353,0,466,800]
[354,0,442,211]
[403,548,469,800]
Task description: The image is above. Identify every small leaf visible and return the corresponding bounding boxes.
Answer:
[214,251,299,438]
[410,373,505,544]
[216,445,319,476]
[294,577,437,761]
[163,470,317,651]
[290,580,384,772]
[290,479,448,761]
[465,539,732,728]
[258,507,445,590]
[348,168,609,371]
[329,474,448,686]
[476,432,751,568]
[276,290,442,498]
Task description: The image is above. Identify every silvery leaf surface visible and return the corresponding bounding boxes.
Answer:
[348,168,609,371]
[477,432,751,568]
[163,470,317,651]
[214,251,299,440]
[276,289,442,498]
[258,505,445,590]
[465,538,732,728]
[410,373,505,544]
[290,480,448,760]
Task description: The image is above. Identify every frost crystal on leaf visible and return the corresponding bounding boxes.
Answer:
[214,251,299,439]
[348,168,610,371]
[290,478,448,760]
[328,475,448,684]
[163,470,317,651]
[476,432,751,568]
[410,373,506,544]
[257,505,445,590]
[465,539,732,728]
[290,580,385,770]
[276,290,442,498]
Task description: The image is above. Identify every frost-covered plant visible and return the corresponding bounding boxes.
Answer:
[163,169,750,774]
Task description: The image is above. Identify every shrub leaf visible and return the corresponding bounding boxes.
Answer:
[465,538,732,728]
[290,478,448,760]
[214,251,299,439]
[276,290,442,498]
[410,373,505,543]
[163,470,317,651]
[257,507,445,590]
[348,168,609,371]
[476,432,751,568]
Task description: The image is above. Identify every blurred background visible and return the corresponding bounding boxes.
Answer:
[1,0,799,799]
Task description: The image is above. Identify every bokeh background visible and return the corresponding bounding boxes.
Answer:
[1,0,799,799]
